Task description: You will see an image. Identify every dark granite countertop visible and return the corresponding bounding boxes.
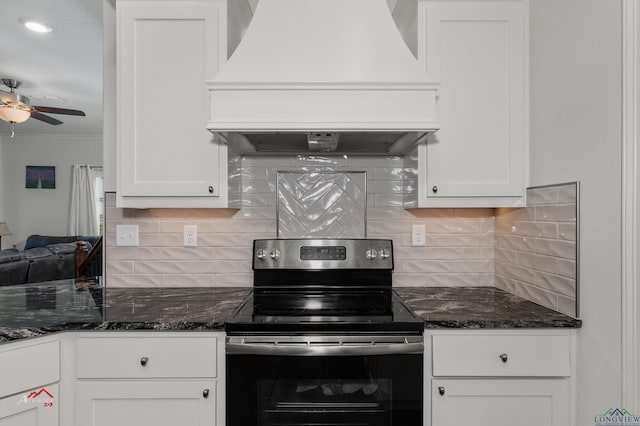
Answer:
[396,286,582,329]
[0,280,580,344]
[0,279,250,343]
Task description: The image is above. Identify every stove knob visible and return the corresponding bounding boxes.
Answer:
[256,249,268,260]
[269,249,280,260]
[379,249,390,259]
[366,249,378,260]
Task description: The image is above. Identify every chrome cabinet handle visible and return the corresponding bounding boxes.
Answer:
[432,185,438,193]
[208,186,214,194]
[202,389,210,398]
[438,386,445,396]
[499,353,508,363]
[140,356,149,366]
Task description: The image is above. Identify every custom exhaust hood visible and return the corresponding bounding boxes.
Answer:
[206,0,439,154]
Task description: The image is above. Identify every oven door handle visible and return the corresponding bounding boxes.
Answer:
[226,340,424,356]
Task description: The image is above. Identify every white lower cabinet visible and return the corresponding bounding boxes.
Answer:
[75,381,215,426]
[72,332,225,426]
[0,338,60,426]
[0,384,59,426]
[426,330,574,426]
[431,379,569,426]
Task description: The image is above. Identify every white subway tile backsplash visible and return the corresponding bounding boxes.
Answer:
[494,182,578,317]
[515,283,558,311]
[424,234,494,247]
[535,204,577,222]
[532,238,576,259]
[426,273,494,287]
[135,261,189,275]
[141,234,183,247]
[215,273,253,287]
[107,274,162,288]
[424,221,494,234]
[188,260,252,274]
[391,273,428,287]
[241,180,276,194]
[557,294,578,317]
[107,247,162,260]
[198,233,245,247]
[526,186,558,205]
[401,260,493,274]
[517,252,558,274]
[557,259,576,279]
[107,261,135,274]
[556,184,578,204]
[105,157,576,319]
[558,224,577,241]
[373,194,404,207]
[159,221,215,233]
[212,220,269,234]
[533,271,576,297]
[374,167,405,180]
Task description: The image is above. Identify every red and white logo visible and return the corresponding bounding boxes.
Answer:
[17,388,54,407]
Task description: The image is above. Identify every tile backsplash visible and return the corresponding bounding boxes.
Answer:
[105,155,495,289]
[494,183,579,317]
[105,156,579,317]
[276,171,367,238]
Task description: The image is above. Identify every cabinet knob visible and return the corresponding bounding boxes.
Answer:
[499,353,508,363]
[140,356,149,366]
[208,186,214,194]
[438,386,445,396]
[202,388,210,398]
[432,185,438,193]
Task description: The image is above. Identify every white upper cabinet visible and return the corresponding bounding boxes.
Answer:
[116,0,236,208]
[405,0,528,208]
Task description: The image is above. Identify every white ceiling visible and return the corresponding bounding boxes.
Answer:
[0,0,103,137]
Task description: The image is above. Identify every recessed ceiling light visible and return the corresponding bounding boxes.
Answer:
[18,18,52,33]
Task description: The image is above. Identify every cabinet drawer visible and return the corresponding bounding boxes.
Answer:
[0,340,60,398]
[432,334,570,377]
[76,336,218,379]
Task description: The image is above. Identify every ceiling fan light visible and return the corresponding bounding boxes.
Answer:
[0,106,31,123]
[23,20,52,33]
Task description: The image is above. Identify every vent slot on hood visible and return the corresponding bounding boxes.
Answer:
[243,132,406,153]
[225,131,428,155]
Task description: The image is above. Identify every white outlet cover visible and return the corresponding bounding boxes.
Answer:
[116,224,139,247]
[411,224,426,247]
[184,225,198,247]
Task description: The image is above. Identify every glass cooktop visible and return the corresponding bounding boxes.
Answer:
[225,288,424,335]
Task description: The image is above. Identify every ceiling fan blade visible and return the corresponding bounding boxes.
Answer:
[31,106,86,116]
[30,111,63,125]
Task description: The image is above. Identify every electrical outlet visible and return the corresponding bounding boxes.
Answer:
[411,224,426,247]
[116,224,139,247]
[184,225,198,247]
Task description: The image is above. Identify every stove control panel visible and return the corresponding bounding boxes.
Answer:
[253,239,393,270]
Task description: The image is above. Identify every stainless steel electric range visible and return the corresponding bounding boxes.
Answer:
[225,239,424,426]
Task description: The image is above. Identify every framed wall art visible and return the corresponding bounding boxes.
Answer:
[26,166,56,189]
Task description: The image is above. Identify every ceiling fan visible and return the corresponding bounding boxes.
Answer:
[0,78,86,135]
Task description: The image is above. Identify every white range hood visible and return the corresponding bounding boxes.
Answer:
[207,0,439,151]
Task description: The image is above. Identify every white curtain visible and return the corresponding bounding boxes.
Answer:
[68,165,100,235]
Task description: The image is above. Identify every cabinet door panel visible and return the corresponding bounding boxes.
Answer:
[118,1,224,198]
[420,2,526,200]
[431,379,569,426]
[75,381,215,426]
[0,384,59,426]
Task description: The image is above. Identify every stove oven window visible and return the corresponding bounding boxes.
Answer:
[258,378,392,425]
[227,354,422,426]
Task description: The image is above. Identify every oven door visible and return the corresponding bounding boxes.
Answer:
[226,335,423,426]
